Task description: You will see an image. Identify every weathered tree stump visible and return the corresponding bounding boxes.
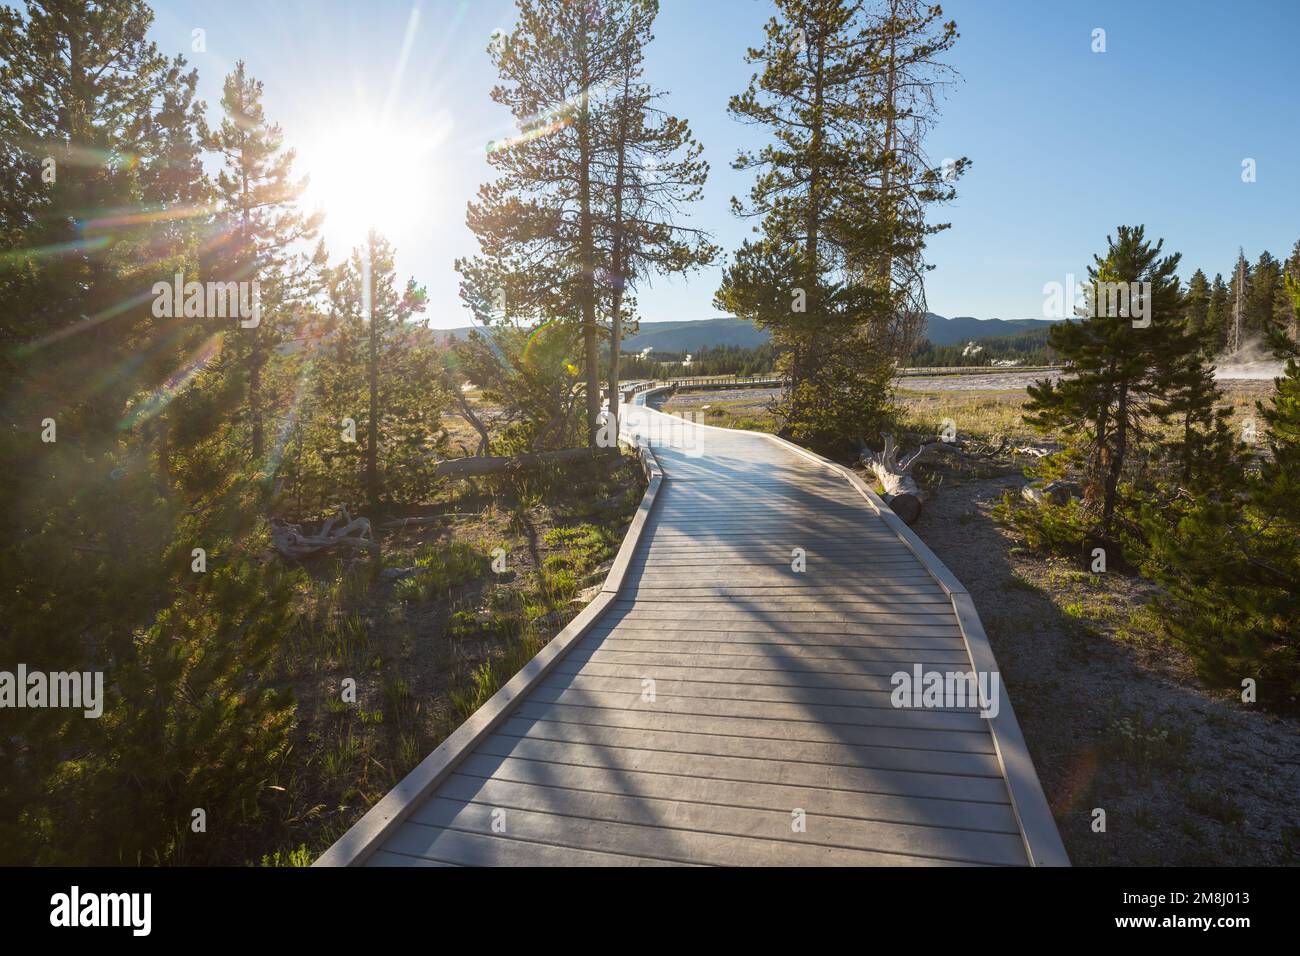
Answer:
[861,433,937,525]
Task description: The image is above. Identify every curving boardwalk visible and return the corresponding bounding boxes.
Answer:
[317,390,1067,867]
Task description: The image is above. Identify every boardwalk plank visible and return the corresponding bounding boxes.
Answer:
[452,756,1016,833]
[527,685,990,730]
[472,734,1013,803]
[409,797,998,866]
[510,700,997,753]
[431,777,1028,865]
[495,716,1004,776]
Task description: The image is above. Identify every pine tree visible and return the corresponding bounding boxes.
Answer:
[1183,268,1211,347]
[1152,329,1240,495]
[863,0,964,357]
[1226,249,1251,352]
[207,60,324,467]
[0,0,201,744]
[1,0,179,419]
[355,232,435,510]
[1279,239,1300,343]
[1248,249,1283,340]
[1205,272,1230,353]
[1148,268,1241,494]
[457,0,633,447]
[451,322,586,453]
[1145,287,1300,711]
[596,0,717,434]
[63,475,301,864]
[1024,226,1188,539]
[717,0,962,450]
[0,2,305,864]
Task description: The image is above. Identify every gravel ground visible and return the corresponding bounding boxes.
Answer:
[909,470,1300,866]
[899,370,1062,391]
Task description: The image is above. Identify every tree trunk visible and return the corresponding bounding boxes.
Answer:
[272,508,374,561]
[792,29,825,427]
[1102,381,1128,536]
[239,116,262,464]
[861,433,931,525]
[878,4,897,292]
[365,231,380,510]
[608,291,623,440]
[447,377,491,456]
[577,23,601,448]
[606,47,632,445]
[249,341,264,461]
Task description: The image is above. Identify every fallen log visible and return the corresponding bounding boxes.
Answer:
[272,507,374,561]
[433,446,618,481]
[860,433,939,525]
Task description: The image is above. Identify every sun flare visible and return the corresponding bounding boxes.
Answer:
[299,115,447,241]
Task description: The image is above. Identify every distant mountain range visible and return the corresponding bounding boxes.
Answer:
[436,314,1065,353]
[620,317,767,351]
[920,315,1064,346]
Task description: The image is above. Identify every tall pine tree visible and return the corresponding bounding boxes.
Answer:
[717,0,963,450]
[1025,226,1190,539]
[457,0,632,447]
[596,0,717,434]
[207,60,325,468]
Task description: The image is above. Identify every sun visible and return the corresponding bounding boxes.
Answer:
[299,115,446,242]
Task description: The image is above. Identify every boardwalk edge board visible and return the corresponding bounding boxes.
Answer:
[313,436,665,867]
[634,383,1069,867]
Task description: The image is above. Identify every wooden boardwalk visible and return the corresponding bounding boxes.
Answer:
[317,390,1067,867]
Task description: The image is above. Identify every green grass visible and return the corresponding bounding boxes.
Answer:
[447,633,545,726]
[292,561,374,665]
[896,388,1040,444]
[320,729,362,783]
[447,607,514,640]
[395,541,489,603]
[283,453,647,866]
[544,522,622,575]
[259,844,314,867]
[993,489,1091,556]
[1103,711,1191,780]
[1115,605,1168,648]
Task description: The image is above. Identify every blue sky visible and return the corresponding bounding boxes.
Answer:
[144,0,1300,328]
